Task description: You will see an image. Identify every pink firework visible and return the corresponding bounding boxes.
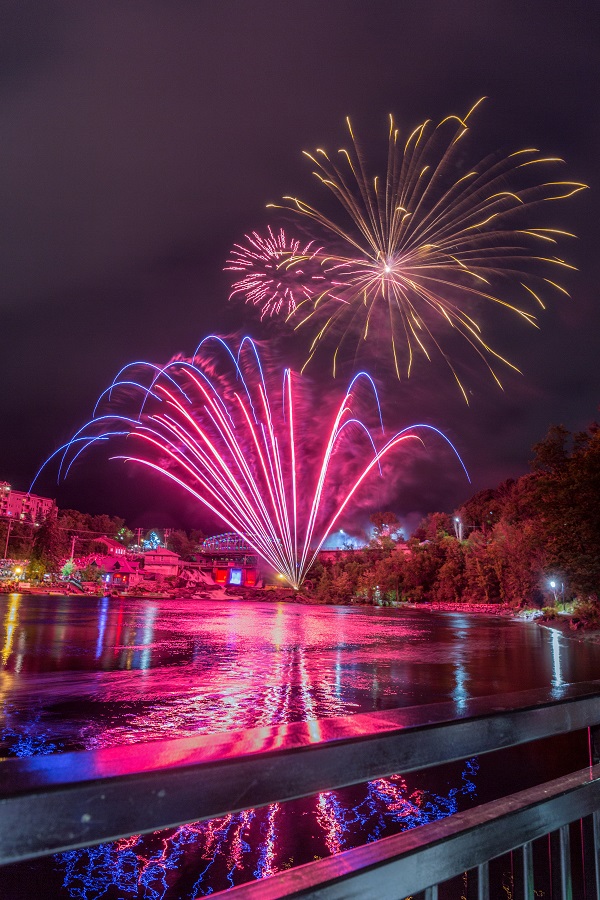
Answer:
[34,336,468,588]
[225,227,325,319]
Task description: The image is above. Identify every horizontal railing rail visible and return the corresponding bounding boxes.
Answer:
[220,765,600,899]
[1,680,600,870]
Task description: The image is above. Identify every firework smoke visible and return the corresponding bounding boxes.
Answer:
[33,337,468,587]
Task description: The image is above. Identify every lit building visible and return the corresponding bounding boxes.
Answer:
[143,548,181,578]
[87,556,142,589]
[93,536,128,557]
[199,533,260,587]
[0,482,57,524]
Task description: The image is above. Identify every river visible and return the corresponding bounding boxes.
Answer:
[1,594,599,898]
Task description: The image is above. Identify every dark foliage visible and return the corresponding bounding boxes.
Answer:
[305,414,600,608]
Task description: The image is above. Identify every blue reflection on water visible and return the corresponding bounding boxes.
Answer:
[1,712,58,758]
[4,596,593,899]
[47,761,479,899]
[95,597,109,660]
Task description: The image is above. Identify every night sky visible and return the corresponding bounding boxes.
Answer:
[1,1,598,535]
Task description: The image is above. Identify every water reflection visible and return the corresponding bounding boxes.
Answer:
[551,627,565,691]
[95,597,109,660]
[2,594,20,667]
[1,596,600,897]
[48,762,479,899]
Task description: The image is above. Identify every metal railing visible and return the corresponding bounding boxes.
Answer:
[1,680,600,898]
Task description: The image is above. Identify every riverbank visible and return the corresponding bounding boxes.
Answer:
[537,615,600,645]
[405,599,600,646]
[8,582,600,646]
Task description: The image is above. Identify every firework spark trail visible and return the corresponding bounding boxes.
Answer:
[268,100,586,397]
[34,336,468,588]
[225,227,326,319]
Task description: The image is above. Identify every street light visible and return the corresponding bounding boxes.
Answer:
[548,578,565,610]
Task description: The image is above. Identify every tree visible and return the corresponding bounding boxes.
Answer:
[167,530,198,560]
[358,552,406,604]
[462,531,501,604]
[533,423,600,599]
[57,509,127,555]
[78,562,103,583]
[329,568,354,603]
[116,526,134,546]
[27,558,46,581]
[401,541,445,602]
[315,565,334,603]
[431,538,466,603]
[61,558,76,578]
[531,424,571,473]
[494,520,545,607]
[31,519,64,573]
[368,511,403,550]
[457,488,503,535]
[0,520,34,558]
[412,512,453,543]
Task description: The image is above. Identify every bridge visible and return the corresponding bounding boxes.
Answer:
[1,681,600,898]
[201,532,257,554]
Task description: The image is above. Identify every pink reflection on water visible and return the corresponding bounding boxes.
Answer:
[369,774,424,819]
[226,809,255,872]
[316,792,346,856]
[255,803,280,879]
[202,815,232,858]
[3,596,593,898]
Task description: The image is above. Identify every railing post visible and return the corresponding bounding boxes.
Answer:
[550,828,573,900]
[559,824,573,900]
[522,842,534,899]
[590,725,600,764]
[593,811,600,899]
[463,864,489,900]
[477,862,489,900]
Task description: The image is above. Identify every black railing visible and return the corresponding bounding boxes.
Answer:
[1,681,600,897]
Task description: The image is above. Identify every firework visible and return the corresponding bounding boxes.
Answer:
[225,227,325,319]
[33,337,468,588]
[269,100,586,398]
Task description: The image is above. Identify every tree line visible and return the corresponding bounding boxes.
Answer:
[306,417,600,610]
[4,414,599,608]
[0,508,205,578]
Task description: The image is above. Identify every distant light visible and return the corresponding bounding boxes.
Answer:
[549,580,556,589]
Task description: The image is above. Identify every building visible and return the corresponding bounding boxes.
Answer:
[143,548,180,578]
[87,556,142,589]
[93,536,128,557]
[318,543,411,564]
[0,482,57,524]
[199,533,260,587]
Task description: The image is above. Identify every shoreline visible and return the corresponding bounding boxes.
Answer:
[5,586,600,645]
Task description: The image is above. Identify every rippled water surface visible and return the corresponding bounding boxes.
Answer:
[2,594,599,898]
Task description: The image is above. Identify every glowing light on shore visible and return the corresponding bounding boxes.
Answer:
[269,100,586,397]
[33,336,468,588]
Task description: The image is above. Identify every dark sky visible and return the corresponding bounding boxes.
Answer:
[1,1,598,534]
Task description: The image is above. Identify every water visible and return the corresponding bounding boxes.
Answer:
[1,594,599,898]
